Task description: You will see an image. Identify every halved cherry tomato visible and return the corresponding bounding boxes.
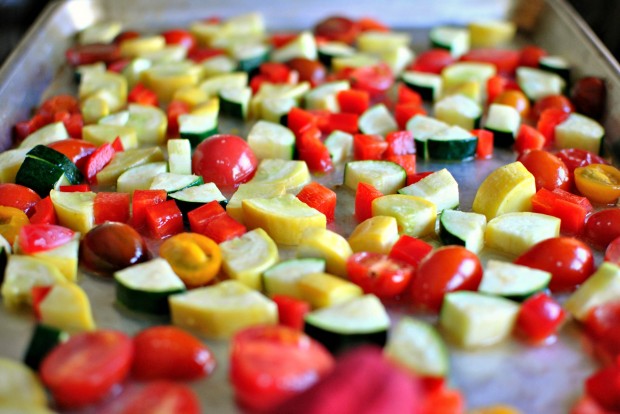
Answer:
[192,135,258,192]
[411,246,483,312]
[0,183,41,216]
[29,196,57,225]
[47,139,97,171]
[584,208,620,249]
[517,149,570,191]
[357,17,389,32]
[0,206,30,244]
[132,325,216,381]
[347,251,414,298]
[101,381,201,414]
[531,95,574,121]
[493,90,530,118]
[585,301,620,366]
[287,58,326,87]
[514,237,594,292]
[230,325,334,412]
[340,63,394,97]
[409,49,455,74]
[519,45,548,67]
[162,29,197,51]
[18,224,75,254]
[159,232,221,288]
[515,292,566,345]
[40,330,133,408]
[605,237,620,266]
[571,76,606,120]
[574,164,620,205]
[65,43,121,66]
[570,396,609,414]
[314,16,360,44]
[460,48,520,76]
[555,148,608,174]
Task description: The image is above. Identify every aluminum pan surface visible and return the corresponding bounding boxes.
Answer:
[0,0,617,412]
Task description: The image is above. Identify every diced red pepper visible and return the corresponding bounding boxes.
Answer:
[14,114,52,142]
[345,63,394,98]
[131,189,167,230]
[323,112,359,134]
[486,75,508,106]
[107,58,131,73]
[287,107,318,137]
[94,192,130,224]
[515,292,566,345]
[296,182,337,223]
[187,200,226,232]
[167,100,191,136]
[272,294,311,331]
[388,234,433,269]
[82,143,115,185]
[270,33,298,48]
[29,196,57,225]
[309,109,331,132]
[296,127,333,173]
[394,103,426,130]
[460,48,520,76]
[47,139,96,171]
[357,17,389,32]
[585,360,620,411]
[144,200,184,239]
[520,45,548,68]
[353,134,388,161]
[38,95,80,119]
[259,62,292,83]
[128,83,159,107]
[188,201,246,243]
[336,89,370,115]
[407,171,434,186]
[514,124,545,154]
[249,74,270,94]
[59,185,91,193]
[537,108,570,147]
[420,384,465,414]
[531,187,592,235]
[111,136,124,152]
[409,49,455,75]
[54,112,83,139]
[32,285,53,320]
[384,154,416,178]
[187,45,226,62]
[354,182,383,222]
[471,129,494,159]
[397,84,423,106]
[385,130,415,157]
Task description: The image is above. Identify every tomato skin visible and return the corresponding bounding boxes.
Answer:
[514,124,545,155]
[18,224,75,254]
[47,139,97,171]
[0,183,41,216]
[517,149,570,191]
[571,76,606,120]
[192,135,258,192]
[411,246,483,312]
[314,16,359,44]
[460,48,520,76]
[584,208,620,249]
[531,94,574,121]
[340,63,394,97]
[555,148,608,174]
[230,325,334,412]
[388,235,433,269]
[100,381,201,414]
[605,237,620,266]
[347,252,414,298]
[409,49,455,74]
[515,292,566,345]
[132,326,215,381]
[287,58,327,87]
[493,90,530,118]
[162,29,197,51]
[40,330,134,408]
[514,237,594,292]
[585,301,620,366]
[574,164,620,205]
[585,360,620,411]
[65,43,121,66]
[519,45,548,67]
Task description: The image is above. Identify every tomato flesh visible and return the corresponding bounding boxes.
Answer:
[0,183,41,216]
[18,224,75,254]
[574,164,620,205]
[347,251,414,298]
[101,381,201,414]
[411,246,483,312]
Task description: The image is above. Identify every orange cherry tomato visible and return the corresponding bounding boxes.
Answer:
[494,90,531,118]
[574,164,620,205]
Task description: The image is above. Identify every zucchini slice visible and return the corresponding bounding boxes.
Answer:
[317,41,355,67]
[554,113,604,154]
[433,94,481,130]
[565,262,620,321]
[516,67,565,101]
[149,172,203,194]
[142,61,202,103]
[82,124,138,149]
[399,168,459,212]
[539,55,571,86]
[304,294,390,354]
[271,31,317,62]
[114,258,186,315]
[230,42,270,73]
[116,162,168,194]
[169,183,227,214]
[96,146,165,187]
[247,120,295,160]
[468,20,516,48]
[358,104,398,136]
[16,145,82,197]
[78,21,122,45]
[304,80,349,112]
[249,158,311,193]
[427,125,478,161]
[98,110,130,126]
[178,112,219,147]
[226,181,287,224]
[263,258,327,299]
[484,103,521,148]
[401,71,443,101]
[429,26,470,57]
[219,86,252,119]
[18,122,69,150]
[0,148,28,183]
[344,160,406,195]
[324,130,354,164]
[372,194,437,237]
[441,62,496,92]
[485,212,561,257]
[199,72,248,96]
[438,209,486,254]
[357,30,410,53]
[385,317,449,377]
[478,260,551,301]
[405,115,450,159]
[260,97,298,124]
[167,139,192,175]
[201,55,237,78]
[126,103,168,146]
[24,324,68,371]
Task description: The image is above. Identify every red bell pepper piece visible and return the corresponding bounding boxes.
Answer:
[324,112,359,134]
[270,33,298,48]
[14,114,52,142]
[353,134,388,161]
[531,187,592,235]
[308,109,330,132]
[394,103,426,130]
[188,200,246,243]
[107,58,131,73]
[29,196,57,225]
[187,200,225,233]
[409,49,455,75]
[296,127,333,173]
[520,45,548,68]
[514,124,545,154]
[357,17,389,32]
[249,74,270,94]
[471,129,494,159]
[94,192,130,224]
[111,136,124,152]
[32,285,53,320]
[47,139,97,171]
[128,83,159,107]
[460,48,520,77]
[419,384,465,414]
[336,89,370,115]
[54,112,83,139]
[515,292,566,345]
[486,75,508,106]
[397,84,423,106]
[272,294,311,331]
[287,107,318,137]
[259,62,292,83]
[296,182,337,223]
[187,47,226,63]
[59,184,91,193]
[167,100,191,136]
[585,360,620,411]
[384,154,416,178]
[355,182,383,222]
[388,234,433,269]
[406,171,434,186]
[537,108,570,146]
[144,200,184,239]
[385,130,415,157]
[83,143,116,184]
[131,189,167,230]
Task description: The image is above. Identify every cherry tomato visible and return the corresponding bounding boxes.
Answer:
[574,164,620,205]
[519,45,548,67]
[101,381,201,414]
[346,251,414,298]
[570,396,608,414]
[40,330,133,408]
[161,29,197,51]
[230,325,334,412]
[410,246,483,312]
[584,358,620,411]
[493,89,530,118]
[0,183,41,216]
[37,95,80,118]
[555,148,608,174]
[584,208,620,249]
[571,76,606,120]
[287,57,327,87]
[515,292,566,345]
[314,16,360,44]
[531,94,574,121]
[132,326,215,381]
[65,43,121,66]
[460,48,520,76]
[187,47,226,63]
[114,30,140,44]
[585,301,620,365]
[409,49,455,74]
[18,224,74,254]
[192,135,258,192]
[517,149,570,191]
[605,237,620,266]
[47,139,97,171]
[344,63,394,97]
[514,237,594,292]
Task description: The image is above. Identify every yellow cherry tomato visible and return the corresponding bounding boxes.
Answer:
[574,163,620,205]
[494,90,530,118]
[159,232,222,288]
[0,206,29,244]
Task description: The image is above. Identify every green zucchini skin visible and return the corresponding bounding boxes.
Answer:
[115,282,185,315]
[181,128,219,148]
[427,137,477,161]
[15,157,67,198]
[23,324,68,370]
[486,128,515,149]
[27,145,83,184]
[304,322,388,355]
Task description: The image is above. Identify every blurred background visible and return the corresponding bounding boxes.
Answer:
[0,0,618,65]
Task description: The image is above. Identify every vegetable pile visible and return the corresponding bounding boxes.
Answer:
[0,10,620,414]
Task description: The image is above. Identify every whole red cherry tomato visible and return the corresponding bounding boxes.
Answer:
[531,95,574,121]
[519,45,548,67]
[585,301,620,366]
[515,292,566,345]
[514,237,594,292]
[409,49,455,74]
[517,149,570,191]
[584,208,620,249]
[605,237,620,266]
[555,148,608,174]
[571,76,606,120]
[346,252,414,298]
[314,16,359,44]
[410,246,483,312]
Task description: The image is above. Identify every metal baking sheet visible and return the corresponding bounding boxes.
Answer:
[0,0,618,413]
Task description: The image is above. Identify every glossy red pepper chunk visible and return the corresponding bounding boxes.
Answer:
[131,190,167,230]
[187,200,246,243]
[272,295,311,331]
[94,192,131,224]
[296,181,337,223]
[354,182,383,222]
